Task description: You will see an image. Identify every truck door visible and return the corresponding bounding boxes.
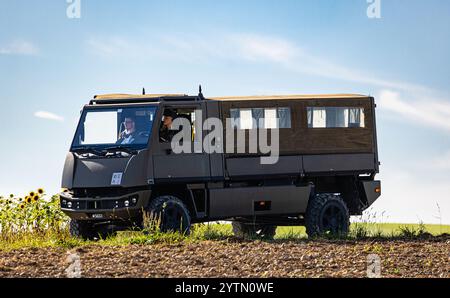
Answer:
[152,102,211,182]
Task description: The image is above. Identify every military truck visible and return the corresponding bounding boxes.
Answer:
[60,90,381,239]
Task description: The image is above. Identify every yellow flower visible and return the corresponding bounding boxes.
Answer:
[19,204,25,209]
[29,191,35,197]
[33,195,39,202]
[9,194,14,198]
[26,196,32,204]
[37,188,45,195]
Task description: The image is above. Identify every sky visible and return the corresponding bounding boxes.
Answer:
[0,0,449,224]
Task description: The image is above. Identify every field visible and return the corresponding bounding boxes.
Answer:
[0,225,449,278]
[0,191,449,278]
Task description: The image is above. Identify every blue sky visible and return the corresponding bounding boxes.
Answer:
[1,0,449,223]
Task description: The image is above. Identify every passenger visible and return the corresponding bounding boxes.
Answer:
[117,117,138,144]
[159,109,178,142]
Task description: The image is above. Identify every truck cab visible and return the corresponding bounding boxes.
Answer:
[60,92,381,239]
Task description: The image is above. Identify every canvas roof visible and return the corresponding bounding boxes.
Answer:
[92,93,369,101]
[209,94,369,101]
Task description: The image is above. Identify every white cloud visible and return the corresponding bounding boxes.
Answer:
[86,33,299,64]
[378,89,450,132]
[229,34,298,63]
[0,40,39,55]
[213,33,432,94]
[432,151,450,170]
[86,37,134,57]
[214,34,450,134]
[366,165,450,224]
[84,33,430,94]
[34,111,64,122]
[85,32,450,133]
[417,150,450,171]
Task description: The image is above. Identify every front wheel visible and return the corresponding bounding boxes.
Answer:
[305,193,350,238]
[69,219,95,240]
[144,195,191,234]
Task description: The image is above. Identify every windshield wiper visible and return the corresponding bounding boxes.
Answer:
[72,147,106,157]
[103,146,137,155]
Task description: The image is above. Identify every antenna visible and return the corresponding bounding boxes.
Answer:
[198,84,204,100]
[142,88,146,95]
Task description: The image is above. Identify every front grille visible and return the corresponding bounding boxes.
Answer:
[87,201,98,209]
[71,186,148,198]
[60,194,140,210]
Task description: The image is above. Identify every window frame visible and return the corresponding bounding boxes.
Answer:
[71,105,157,151]
[307,106,365,129]
[229,106,292,130]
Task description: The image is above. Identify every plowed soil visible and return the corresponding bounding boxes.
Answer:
[0,236,448,278]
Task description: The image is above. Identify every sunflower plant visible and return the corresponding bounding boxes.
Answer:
[0,188,70,241]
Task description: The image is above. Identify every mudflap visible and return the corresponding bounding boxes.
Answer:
[361,180,381,208]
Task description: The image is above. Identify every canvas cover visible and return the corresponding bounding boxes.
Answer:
[219,97,375,155]
[210,94,368,101]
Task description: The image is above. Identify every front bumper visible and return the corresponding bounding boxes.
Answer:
[59,189,151,221]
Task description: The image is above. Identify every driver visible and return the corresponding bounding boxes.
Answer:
[117,116,138,144]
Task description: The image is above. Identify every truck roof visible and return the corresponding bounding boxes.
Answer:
[209,94,369,101]
[93,93,187,100]
[92,93,370,103]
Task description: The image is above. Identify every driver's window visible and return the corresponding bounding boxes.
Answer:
[159,107,197,143]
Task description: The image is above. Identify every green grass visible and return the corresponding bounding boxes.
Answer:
[1,222,449,251]
[276,223,450,239]
[2,191,448,250]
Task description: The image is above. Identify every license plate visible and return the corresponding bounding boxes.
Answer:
[91,213,104,219]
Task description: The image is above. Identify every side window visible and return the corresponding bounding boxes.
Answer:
[348,108,364,128]
[229,107,292,129]
[239,109,254,129]
[252,108,264,128]
[159,107,198,143]
[307,107,365,128]
[264,108,277,129]
[277,107,291,128]
[230,108,240,129]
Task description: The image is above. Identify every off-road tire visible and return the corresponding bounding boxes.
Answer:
[232,222,277,240]
[305,193,350,238]
[69,219,95,240]
[145,195,191,235]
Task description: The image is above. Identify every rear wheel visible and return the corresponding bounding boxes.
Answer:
[232,222,277,240]
[305,193,350,238]
[145,195,191,234]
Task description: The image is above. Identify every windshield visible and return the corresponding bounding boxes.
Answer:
[71,106,157,151]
